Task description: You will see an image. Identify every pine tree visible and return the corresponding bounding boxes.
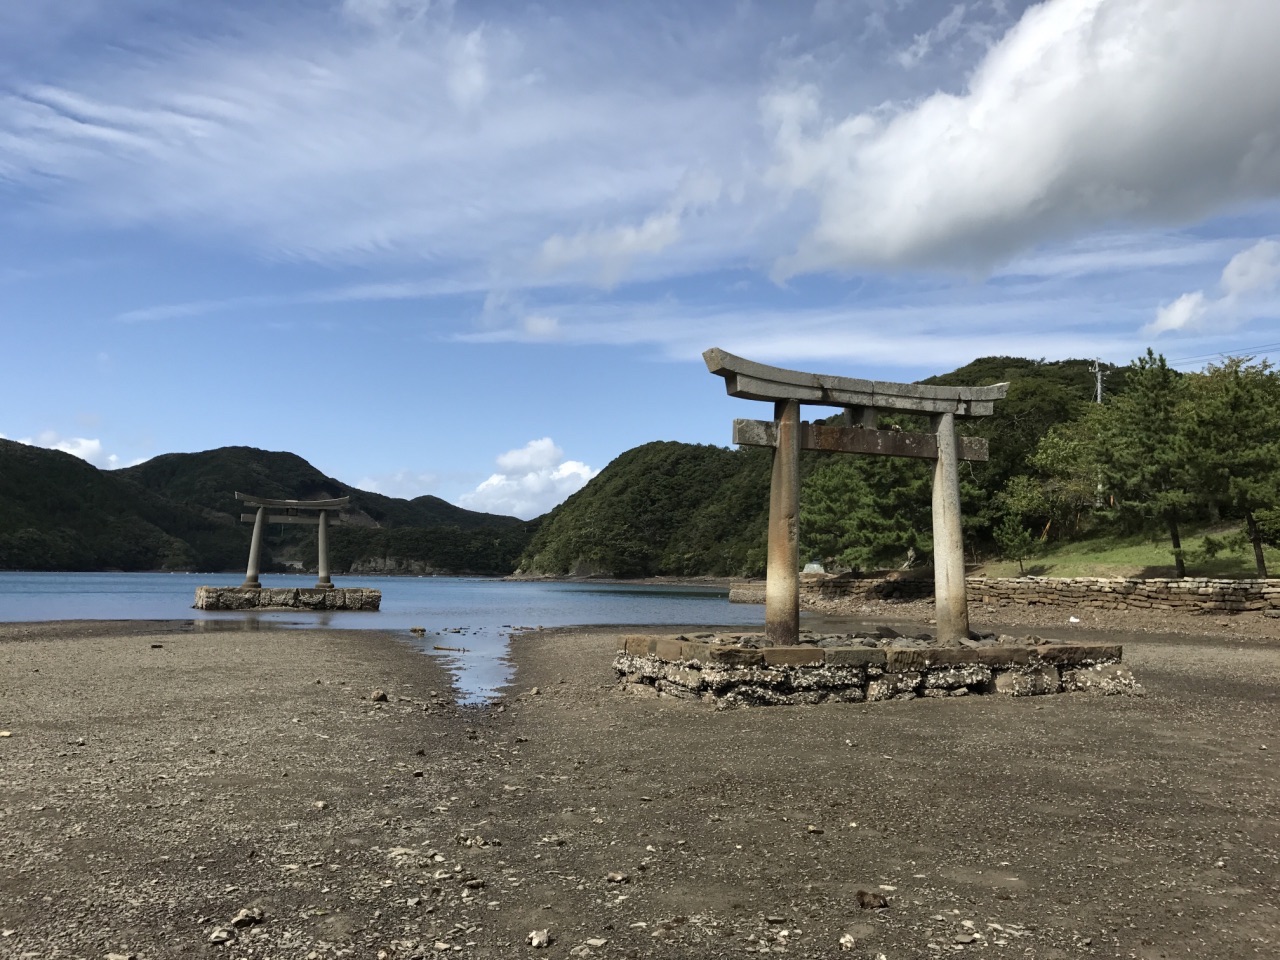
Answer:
[1183,357,1280,576]
[1095,350,1195,578]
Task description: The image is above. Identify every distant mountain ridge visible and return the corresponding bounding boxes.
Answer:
[0,442,532,574]
[2,355,1123,577]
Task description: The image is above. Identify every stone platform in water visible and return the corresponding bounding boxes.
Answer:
[614,628,1140,707]
[194,586,381,611]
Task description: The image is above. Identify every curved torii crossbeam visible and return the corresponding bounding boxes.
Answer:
[705,348,1009,644]
[237,492,351,590]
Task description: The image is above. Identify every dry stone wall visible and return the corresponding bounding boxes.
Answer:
[731,576,1280,613]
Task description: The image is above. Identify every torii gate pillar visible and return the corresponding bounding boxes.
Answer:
[706,348,1008,645]
[765,400,801,645]
[235,493,351,590]
[931,411,968,641]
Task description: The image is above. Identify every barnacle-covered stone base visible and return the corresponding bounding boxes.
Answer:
[613,629,1141,707]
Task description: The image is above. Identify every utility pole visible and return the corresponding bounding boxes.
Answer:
[1090,360,1106,506]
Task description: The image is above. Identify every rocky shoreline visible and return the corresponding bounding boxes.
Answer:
[2,613,1278,958]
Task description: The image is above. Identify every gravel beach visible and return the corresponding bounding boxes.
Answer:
[2,611,1277,959]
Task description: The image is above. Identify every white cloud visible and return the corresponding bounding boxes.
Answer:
[768,0,1280,275]
[539,171,722,287]
[354,469,440,500]
[458,438,598,519]
[1146,238,1280,335]
[4,430,122,469]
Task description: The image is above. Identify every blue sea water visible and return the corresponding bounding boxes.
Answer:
[0,572,764,702]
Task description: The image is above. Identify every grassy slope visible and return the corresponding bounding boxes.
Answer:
[974,525,1280,579]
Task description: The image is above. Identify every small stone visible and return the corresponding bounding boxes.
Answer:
[209,926,236,944]
[527,929,552,948]
[371,689,389,702]
[150,643,164,648]
[530,687,541,696]
[313,801,328,810]
[838,933,857,951]
[605,872,628,883]
[855,890,888,910]
[806,825,823,834]
[231,906,263,928]
[954,933,976,944]
[585,938,608,947]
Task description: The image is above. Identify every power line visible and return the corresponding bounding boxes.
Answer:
[1165,341,1280,367]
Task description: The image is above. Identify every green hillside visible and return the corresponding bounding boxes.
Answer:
[516,352,1280,580]
[517,441,772,578]
[0,439,243,571]
[1,442,533,575]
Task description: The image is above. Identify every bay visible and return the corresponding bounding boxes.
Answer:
[0,572,764,703]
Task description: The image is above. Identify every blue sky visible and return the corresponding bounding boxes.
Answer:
[3,0,1279,518]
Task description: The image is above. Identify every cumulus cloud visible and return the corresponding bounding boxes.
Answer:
[458,438,597,519]
[1146,238,1280,335]
[768,0,1280,275]
[2,430,121,468]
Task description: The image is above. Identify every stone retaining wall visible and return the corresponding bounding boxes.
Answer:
[614,634,1140,707]
[730,576,1280,613]
[194,586,382,611]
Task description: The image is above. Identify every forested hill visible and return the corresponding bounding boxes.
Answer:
[516,356,1132,578]
[0,443,534,575]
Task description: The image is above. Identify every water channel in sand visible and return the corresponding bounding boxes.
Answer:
[0,572,768,702]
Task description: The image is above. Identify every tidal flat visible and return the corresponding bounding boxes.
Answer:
[1,616,1277,958]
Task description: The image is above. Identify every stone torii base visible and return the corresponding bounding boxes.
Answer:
[705,348,1009,645]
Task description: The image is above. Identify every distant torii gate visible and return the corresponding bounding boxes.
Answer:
[705,348,1008,645]
[237,492,349,590]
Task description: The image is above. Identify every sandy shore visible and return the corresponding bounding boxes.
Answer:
[2,614,1278,959]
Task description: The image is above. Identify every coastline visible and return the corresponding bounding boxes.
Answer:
[2,616,1278,958]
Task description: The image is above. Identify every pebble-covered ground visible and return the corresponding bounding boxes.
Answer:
[1,612,1278,959]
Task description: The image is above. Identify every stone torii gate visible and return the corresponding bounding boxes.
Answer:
[705,348,1008,645]
[237,492,349,590]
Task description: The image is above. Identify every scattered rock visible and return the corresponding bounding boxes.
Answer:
[527,928,552,948]
[371,689,389,702]
[855,890,889,910]
[209,926,236,944]
[230,906,263,928]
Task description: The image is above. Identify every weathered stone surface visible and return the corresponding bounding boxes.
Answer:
[995,665,1061,696]
[621,635,656,657]
[824,647,888,668]
[1032,644,1122,666]
[193,586,380,611]
[652,636,687,661]
[613,631,1134,707]
[704,646,765,667]
[1063,663,1145,696]
[762,645,824,667]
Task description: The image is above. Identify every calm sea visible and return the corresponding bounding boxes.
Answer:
[0,572,763,703]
